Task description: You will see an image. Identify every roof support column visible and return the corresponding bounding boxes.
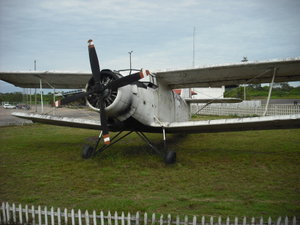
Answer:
[53,88,55,115]
[29,88,32,106]
[35,88,37,112]
[263,67,277,116]
[39,79,44,113]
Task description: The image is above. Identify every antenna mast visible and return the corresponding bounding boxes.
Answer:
[193,27,196,68]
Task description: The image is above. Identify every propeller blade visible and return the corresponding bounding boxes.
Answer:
[99,98,110,145]
[106,69,150,90]
[57,91,91,106]
[88,39,101,83]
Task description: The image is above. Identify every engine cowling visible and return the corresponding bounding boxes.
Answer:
[85,70,134,121]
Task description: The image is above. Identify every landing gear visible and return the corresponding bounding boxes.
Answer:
[136,130,177,164]
[84,129,177,164]
[165,151,176,164]
[82,145,94,159]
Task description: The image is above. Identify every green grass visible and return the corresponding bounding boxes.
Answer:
[0,124,300,217]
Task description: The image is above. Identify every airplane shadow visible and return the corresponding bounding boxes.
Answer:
[85,133,189,159]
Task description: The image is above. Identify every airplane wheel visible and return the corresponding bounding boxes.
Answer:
[165,151,176,164]
[82,145,94,159]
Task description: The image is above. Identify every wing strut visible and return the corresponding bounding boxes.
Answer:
[263,67,277,116]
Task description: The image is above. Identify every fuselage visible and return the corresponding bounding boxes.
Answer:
[86,71,190,133]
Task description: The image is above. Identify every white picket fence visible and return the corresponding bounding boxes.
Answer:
[191,104,300,117]
[0,202,298,225]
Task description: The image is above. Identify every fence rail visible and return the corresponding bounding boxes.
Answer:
[0,202,298,225]
[192,104,300,117]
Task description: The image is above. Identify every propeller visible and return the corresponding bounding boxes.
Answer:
[55,39,150,145]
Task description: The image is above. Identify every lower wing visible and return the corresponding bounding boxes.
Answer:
[164,114,300,133]
[12,112,300,134]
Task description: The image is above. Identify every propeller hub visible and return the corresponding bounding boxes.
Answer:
[102,88,111,98]
[86,70,119,110]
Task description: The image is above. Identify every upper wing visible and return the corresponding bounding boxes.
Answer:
[155,58,300,88]
[0,71,91,89]
[2,58,299,89]
[163,114,300,133]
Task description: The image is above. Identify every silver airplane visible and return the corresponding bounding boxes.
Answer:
[1,40,300,163]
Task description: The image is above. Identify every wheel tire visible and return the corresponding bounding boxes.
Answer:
[165,151,176,164]
[82,145,94,159]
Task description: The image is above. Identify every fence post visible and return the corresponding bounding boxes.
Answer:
[160,214,164,225]
[243,217,246,225]
[78,209,82,225]
[292,216,296,225]
[234,217,238,225]
[144,212,148,225]
[12,203,16,223]
[218,216,222,225]
[193,216,197,225]
[210,216,213,225]
[18,203,23,225]
[115,211,119,225]
[202,216,205,225]
[121,212,125,225]
[25,205,29,224]
[151,213,156,225]
[226,217,230,225]
[268,217,272,225]
[127,212,131,225]
[38,205,42,225]
[285,217,288,225]
[85,210,90,225]
[108,211,112,225]
[276,217,281,225]
[71,209,75,225]
[2,202,7,224]
[57,207,61,225]
[136,212,140,225]
[93,210,97,225]
[6,202,10,224]
[259,217,263,225]
[176,215,180,225]
[168,214,172,225]
[185,215,189,225]
[45,206,48,225]
[31,205,36,225]
[51,207,55,225]
[64,208,68,225]
[251,217,255,225]
[100,211,105,225]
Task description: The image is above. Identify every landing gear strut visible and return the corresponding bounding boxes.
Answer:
[135,131,176,164]
[82,129,176,164]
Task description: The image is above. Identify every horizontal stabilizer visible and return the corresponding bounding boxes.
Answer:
[185,98,242,104]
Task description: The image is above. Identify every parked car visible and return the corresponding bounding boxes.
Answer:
[3,104,16,109]
[16,104,31,110]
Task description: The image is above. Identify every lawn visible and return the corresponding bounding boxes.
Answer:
[0,123,299,217]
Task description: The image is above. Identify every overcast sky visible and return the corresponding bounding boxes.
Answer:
[1,0,300,92]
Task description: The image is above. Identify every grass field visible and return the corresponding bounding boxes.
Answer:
[0,121,300,217]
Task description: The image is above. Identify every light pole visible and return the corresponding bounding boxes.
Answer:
[128,51,133,74]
